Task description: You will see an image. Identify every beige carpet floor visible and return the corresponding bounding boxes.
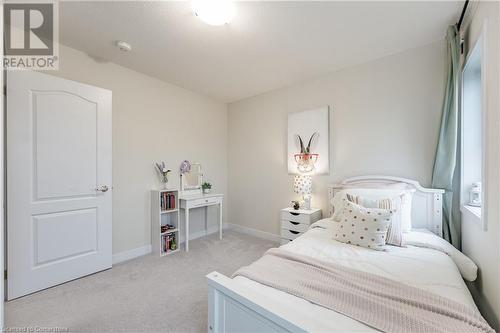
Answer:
[6,230,278,333]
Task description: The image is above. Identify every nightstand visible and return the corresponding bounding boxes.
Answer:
[281,208,322,245]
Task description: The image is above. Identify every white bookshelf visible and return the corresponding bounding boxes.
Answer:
[151,189,180,256]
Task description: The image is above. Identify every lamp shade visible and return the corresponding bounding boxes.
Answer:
[293,175,312,195]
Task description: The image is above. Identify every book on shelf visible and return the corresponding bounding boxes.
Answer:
[162,232,177,253]
[161,224,175,233]
[160,191,176,211]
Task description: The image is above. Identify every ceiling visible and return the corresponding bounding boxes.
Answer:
[59,1,463,103]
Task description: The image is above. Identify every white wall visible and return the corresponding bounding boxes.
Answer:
[228,41,445,236]
[461,1,500,330]
[48,45,228,255]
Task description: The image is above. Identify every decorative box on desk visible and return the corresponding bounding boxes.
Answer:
[151,189,180,256]
[281,207,322,245]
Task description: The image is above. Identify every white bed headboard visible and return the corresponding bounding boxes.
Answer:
[327,176,445,237]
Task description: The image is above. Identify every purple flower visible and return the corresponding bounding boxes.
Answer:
[179,160,191,174]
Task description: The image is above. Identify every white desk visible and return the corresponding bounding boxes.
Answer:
[179,193,223,252]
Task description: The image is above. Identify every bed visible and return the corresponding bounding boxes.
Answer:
[206,176,481,333]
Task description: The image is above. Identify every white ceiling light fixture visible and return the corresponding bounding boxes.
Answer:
[116,40,132,52]
[191,0,235,26]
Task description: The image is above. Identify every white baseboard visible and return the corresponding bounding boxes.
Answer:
[226,223,280,242]
[112,244,152,265]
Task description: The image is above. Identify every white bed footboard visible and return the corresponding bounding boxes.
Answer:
[207,272,307,333]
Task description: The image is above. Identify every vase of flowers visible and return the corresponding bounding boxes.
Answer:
[155,162,171,189]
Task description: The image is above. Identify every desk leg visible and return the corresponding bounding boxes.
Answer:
[185,208,190,252]
[219,202,223,240]
[205,205,208,236]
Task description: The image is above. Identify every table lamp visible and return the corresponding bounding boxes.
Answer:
[293,174,312,210]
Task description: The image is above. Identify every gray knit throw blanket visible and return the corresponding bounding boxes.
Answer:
[233,248,494,333]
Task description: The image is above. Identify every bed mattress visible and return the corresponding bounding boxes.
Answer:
[233,219,477,332]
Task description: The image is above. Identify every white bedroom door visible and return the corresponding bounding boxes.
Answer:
[7,71,112,300]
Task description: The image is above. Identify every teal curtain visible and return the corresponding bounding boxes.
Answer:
[432,25,461,249]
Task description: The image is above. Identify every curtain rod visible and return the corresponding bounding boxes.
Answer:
[456,0,470,30]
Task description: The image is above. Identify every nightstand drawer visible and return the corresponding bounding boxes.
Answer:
[281,220,309,233]
[281,211,310,223]
[281,228,302,240]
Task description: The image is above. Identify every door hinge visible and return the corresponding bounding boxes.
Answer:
[3,85,6,96]
[4,270,7,280]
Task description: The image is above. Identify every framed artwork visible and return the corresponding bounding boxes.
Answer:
[287,106,330,175]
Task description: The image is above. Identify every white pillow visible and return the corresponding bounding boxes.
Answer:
[333,201,393,251]
[331,188,414,232]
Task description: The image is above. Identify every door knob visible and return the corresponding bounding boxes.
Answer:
[96,185,109,192]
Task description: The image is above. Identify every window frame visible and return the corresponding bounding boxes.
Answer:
[460,22,487,230]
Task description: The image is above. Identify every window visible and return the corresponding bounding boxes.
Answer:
[461,31,484,221]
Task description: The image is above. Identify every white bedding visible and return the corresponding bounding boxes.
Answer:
[233,219,478,332]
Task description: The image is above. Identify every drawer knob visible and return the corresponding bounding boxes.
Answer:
[205,199,208,202]
[289,230,300,235]
[289,221,299,225]
[290,212,300,216]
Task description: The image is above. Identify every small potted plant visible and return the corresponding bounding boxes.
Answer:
[202,182,212,194]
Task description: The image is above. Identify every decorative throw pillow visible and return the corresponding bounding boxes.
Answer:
[375,197,403,246]
[347,195,404,247]
[332,202,394,251]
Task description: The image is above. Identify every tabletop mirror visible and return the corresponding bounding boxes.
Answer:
[180,163,203,196]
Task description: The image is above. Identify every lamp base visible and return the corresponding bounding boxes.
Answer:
[302,195,311,210]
